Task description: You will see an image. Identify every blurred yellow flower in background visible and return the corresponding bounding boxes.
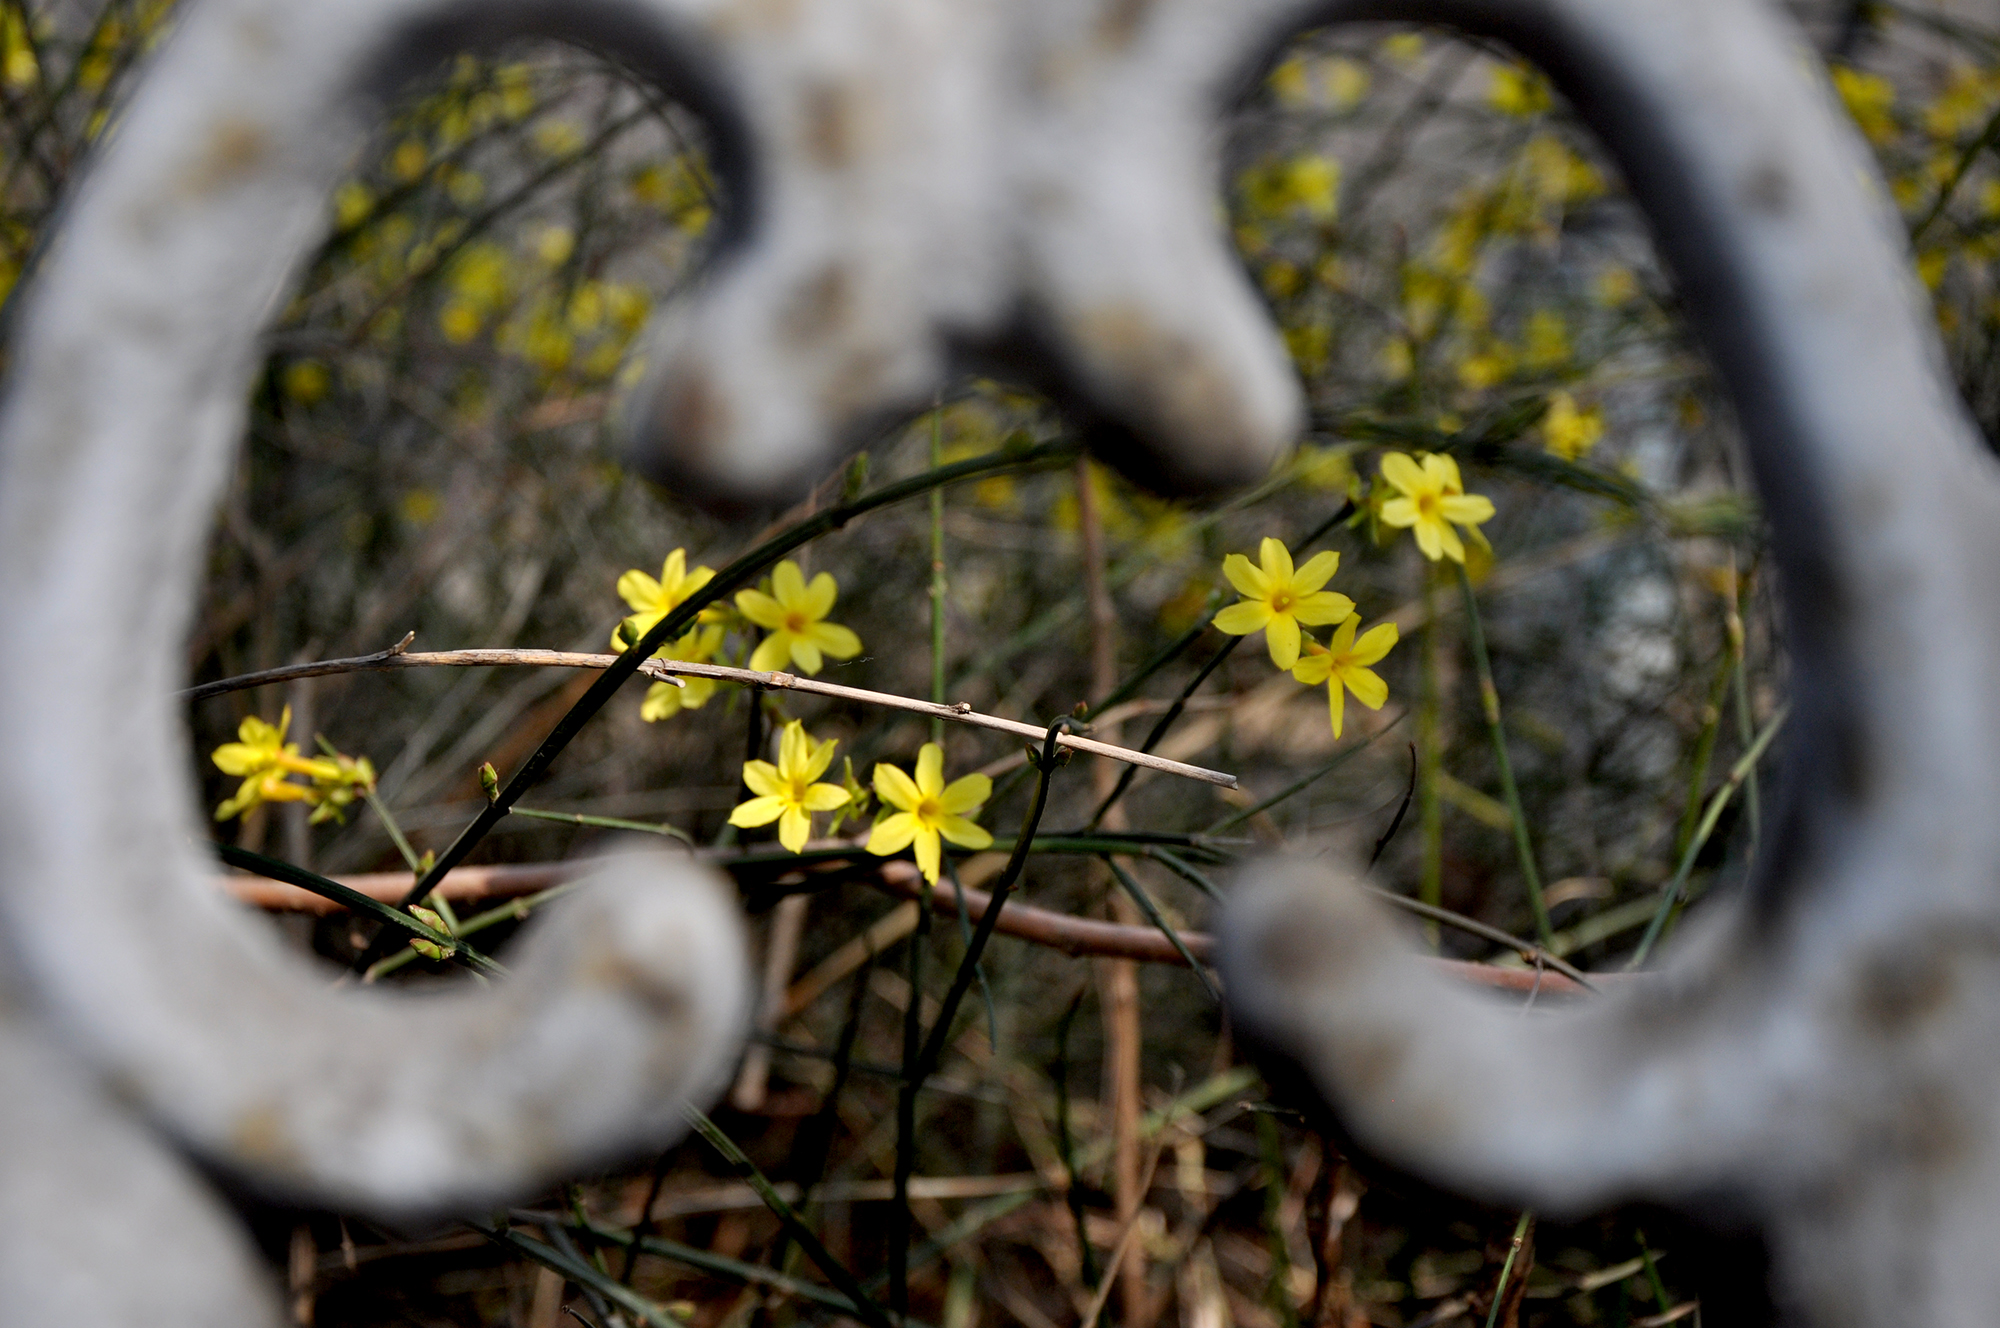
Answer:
[1377,452,1496,563]
[738,561,862,675]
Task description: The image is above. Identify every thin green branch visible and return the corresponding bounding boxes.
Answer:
[1455,563,1553,948]
[681,1106,895,1328]
[1627,705,1788,970]
[217,842,501,976]
[1102,856,1219,1000]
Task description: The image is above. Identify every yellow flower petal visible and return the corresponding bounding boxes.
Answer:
[939,772,991,814]
[617,569,664,613]
[778,806,811,853]
[1379,451,1425,496]
[867,811,921,855]
[915,743,945,798]
[639,681,683,721]
[1328,615,1359,654]
[1378,497,1420,528]
[1435,520,1466,563]
[1439,494,1496,525]
[1258,536,1295,584]
[1291,549,1340,593]
[804,570,839,619]
[791,638,824,674]
[938,815,993,850]
[1348,622,1399,666]
[1341,664,1390,710]
[1266,613,1302,669]
[873,761,921,811]
[801,783,851,812]
[1213,601,1273,636]
[736,588,787,630]
[1292,590,1356,626]
[749,632,793,672]
[801,732,839,783]
[912,826,942,883]
[809,621,862,659]
[771,559,808,606]
[1327,677,1347,738]
[1291,652,1333,685]
[1221,552,1270,599]
[1413,519,1445,561]
[741,761,783,798]
[729,795,786,828]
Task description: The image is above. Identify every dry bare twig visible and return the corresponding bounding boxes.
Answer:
[181,644,1237,788]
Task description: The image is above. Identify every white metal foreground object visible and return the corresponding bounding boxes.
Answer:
[0,0,1991,1322]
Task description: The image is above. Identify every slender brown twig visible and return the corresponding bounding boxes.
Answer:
[182,645,1237,788]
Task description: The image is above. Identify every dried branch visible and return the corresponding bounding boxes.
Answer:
[183,645,1237,788]
[217,855,1611,998]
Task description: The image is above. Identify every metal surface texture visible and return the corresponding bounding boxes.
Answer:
[0,0,1988,1321]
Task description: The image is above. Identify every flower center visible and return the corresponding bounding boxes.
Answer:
[784,611,809,633]
[916,796,943,824]
[1416,491,1440,520]
[1269,590,1295,614]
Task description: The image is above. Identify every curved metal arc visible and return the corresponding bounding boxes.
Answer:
[1221,0,2000,1226]
[0,0,751,1222]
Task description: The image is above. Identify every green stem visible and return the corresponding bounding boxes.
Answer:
[1206,720,1399,833]
[1084,636,1239,830]
[1102,856,1218,1000]
[351,438,1082,973]
[682,1106,895,1328]
[1672,646,1735,865]
[364,881,583,983]
[216,843,501,976]
[1418,564,1445,939]
[1455,563,1552,948]
[1482,1211,1536,1328]
[507,805,695,844]
[1627,705,1788,970]
[477,1222,685,1328]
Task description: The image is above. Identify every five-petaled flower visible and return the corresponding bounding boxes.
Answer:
[1215,537,1354,670]
[1292,616,1400,739]
[729,720,850,852]
[640,624,727,722]
[613,548,717,651]
[867,743,993,884]
[1377,451,1495,563]
[211,706,348,821]
[737,560,862,675]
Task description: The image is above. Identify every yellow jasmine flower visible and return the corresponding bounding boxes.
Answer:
[613,548,717,651]
[737,561,862,675]
[866,744,993,884]
[308,751,377,826]
[1377,451,1496,563]
[211,707,342,821]
[728,720,850,853]
[640,624,726,722]
[1542,391,1604,462]
[1215,537,1354,670]
[1292,616,1399,739]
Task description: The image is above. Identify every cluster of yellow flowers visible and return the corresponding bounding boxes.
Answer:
[728,720,992,884]
[1216,536,1397,739]
[1215,451,1497,737]
[210,707,376,825]
[611,550,863,722]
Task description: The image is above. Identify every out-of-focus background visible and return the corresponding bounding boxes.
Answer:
[8,0,1997,1323]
